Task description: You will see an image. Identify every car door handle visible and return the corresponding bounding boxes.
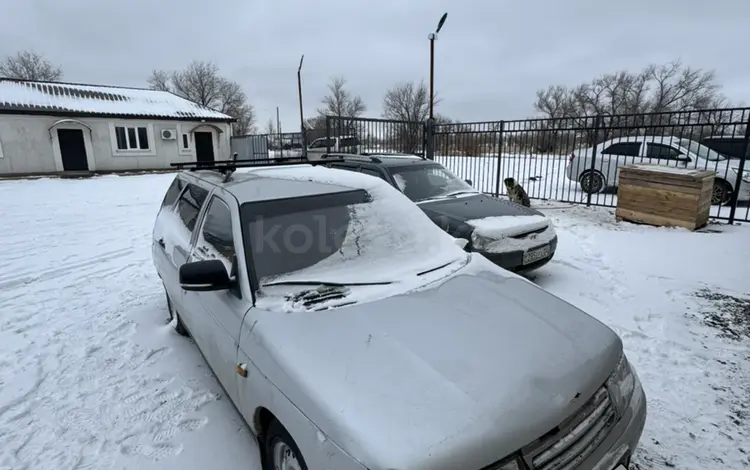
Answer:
[157,238,165,248]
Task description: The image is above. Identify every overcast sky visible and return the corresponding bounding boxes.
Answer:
[1,0,748,130]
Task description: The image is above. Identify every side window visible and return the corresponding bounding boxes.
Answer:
[359,166,387,181]
[161,176,185,208]
[601,142,641,156]
[176,183,209,233]
[340,137,360,147]
[309,138,330,149]
[198,197,236,273]
[646,143,681,159]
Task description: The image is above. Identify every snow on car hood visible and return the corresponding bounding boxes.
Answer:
[247,255,621,470]
[466,214,556,253]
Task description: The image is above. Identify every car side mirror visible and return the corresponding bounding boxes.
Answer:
[454,237,469,249]
[465,179,473,186]
[180,259,231,291]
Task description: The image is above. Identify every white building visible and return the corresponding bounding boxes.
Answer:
[0,78,235,176]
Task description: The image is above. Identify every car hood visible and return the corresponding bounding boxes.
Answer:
[249,257,621,470]
[419,193,542,223]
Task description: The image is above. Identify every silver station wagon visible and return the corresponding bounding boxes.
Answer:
[152,158,647,470]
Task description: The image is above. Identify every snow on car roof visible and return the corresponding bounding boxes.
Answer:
[228,164,387,203]
[0,78,234,121]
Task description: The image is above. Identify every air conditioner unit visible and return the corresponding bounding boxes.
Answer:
[161,129,177,140]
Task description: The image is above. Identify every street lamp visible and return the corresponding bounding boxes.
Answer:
[297,54,307,158]
[429,12,448,120]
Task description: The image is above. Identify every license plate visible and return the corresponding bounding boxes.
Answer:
[522,245,551,265]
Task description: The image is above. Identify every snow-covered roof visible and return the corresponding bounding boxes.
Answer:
[0,78,234,122]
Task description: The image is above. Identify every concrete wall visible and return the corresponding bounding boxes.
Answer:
[0,114,232,175]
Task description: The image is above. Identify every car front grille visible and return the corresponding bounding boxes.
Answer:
[509,226,548,239]
[523,386,616,470]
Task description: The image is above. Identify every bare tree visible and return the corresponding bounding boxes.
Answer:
[146,70,171,91]
[0,51,63,81]
[305,115,327,130]
[317,76,366,118]
[534,59,725,119]
[148,61,256,135]
[380,81,440,153]
[532,59,731,149]
[265,118,276,135]
[381,81,435,122]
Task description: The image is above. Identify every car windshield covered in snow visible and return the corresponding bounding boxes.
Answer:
[240,182,466,286]
[390,164,478,202]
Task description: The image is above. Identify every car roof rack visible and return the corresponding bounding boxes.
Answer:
[170,156,346,182]
[321,153,382,164]
[361,151,426,160]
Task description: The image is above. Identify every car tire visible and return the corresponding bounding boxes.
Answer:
[579,170,606,194]
[164,286,189,337]
[712,178,733,206]
[264,418,308,470]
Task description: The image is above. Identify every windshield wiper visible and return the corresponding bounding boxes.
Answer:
[262,280,393,287]
[417,260,454,276]
[443,190,479,198]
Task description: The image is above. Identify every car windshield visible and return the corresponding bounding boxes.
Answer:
[389,164,477,202]
[240,183,466,286]
[678,139,727,161]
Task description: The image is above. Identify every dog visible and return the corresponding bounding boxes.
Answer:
[504,177,531,207]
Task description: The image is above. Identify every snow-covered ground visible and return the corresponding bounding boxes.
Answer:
[0,173,748,470]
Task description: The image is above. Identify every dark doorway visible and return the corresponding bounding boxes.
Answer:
[57,129,89,171]
[194,132,215,164]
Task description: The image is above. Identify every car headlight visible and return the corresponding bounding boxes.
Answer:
[730,167,750,183]
[605,353,636,415]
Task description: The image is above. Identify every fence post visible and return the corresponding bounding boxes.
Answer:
[727,115,750,224]
[301,128,308,160]
[325,116,332,154]
[493,121,505,197]
[586,114,603,207]
[425,118,435,160]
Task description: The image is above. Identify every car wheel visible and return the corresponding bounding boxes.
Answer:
[265,419,308,470]
[712,179,733,206]
[164,286,189,337]
[579,170,605,194]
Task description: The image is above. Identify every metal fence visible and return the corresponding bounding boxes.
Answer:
[321,109,750,223]
[324,116,426,156]
[231,132,308,160]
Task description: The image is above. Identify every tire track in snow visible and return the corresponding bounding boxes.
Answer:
[0,247,135,290]
[0,174,220,470]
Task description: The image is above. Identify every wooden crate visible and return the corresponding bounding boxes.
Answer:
[615,164,715,231]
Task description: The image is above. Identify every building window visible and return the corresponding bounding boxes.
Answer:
[115,125,150,150]
[0,139,4,159]
[182,133,190,150]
